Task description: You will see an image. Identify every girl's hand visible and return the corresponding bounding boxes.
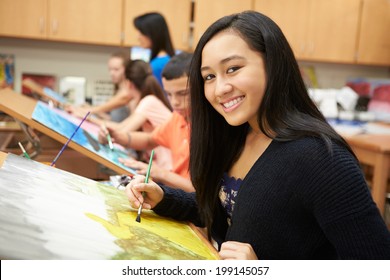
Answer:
[69,106,91,119]
[98,124,109,144]
[219,241,258,260]
[125,175,164,210]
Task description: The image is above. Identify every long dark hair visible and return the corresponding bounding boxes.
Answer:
[125,59,172,110]
[133,12,175,61]
[189,11,354,238]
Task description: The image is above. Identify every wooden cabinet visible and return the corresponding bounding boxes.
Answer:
[123,0,192,50]
[0,0,122,45]
[356,0,390,65]
[48,0,122,45]
[192,0,253,47]
[0,0,48,39]
[254,0,309,59]
[1,0,389,65]
[254,0,361,63]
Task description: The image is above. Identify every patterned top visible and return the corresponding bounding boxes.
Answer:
[219,173,243,225]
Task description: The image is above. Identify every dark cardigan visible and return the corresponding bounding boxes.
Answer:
[154,137,390,259]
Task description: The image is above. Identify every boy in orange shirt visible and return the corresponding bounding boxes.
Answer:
[101,52,194,192]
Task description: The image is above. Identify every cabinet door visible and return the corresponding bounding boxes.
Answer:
[307,0,360,63]
[123,0,192,50]
[48,0,122,45]
[0,0,47,39]
[254,0,310,59]
[193,0,253,48]
[256,0,360,63]
[357,0,390,65]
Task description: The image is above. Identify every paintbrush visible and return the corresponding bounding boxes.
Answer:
[18,142,31,159]
[136,149,154,223]
[103,122,114,150]
[50,111,90,166]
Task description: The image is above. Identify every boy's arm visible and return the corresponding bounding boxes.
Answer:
[111,130,157,150]
[153,168,195,192]
[120,158,195,192]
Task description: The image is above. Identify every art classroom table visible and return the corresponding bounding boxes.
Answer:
[343,133,390,216]
[0,88,133,175]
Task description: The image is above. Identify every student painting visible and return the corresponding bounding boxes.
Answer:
[99,59,173,170]
[133,12,175,86]
[102,52,194,192]
[125,11,390,259]
[67,52,133,122]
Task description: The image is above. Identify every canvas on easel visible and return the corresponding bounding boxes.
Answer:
[0,88,136,175]
[0,152,218,260]
[31,101,137,174]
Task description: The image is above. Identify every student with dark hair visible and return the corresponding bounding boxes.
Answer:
[125,11,390,259]
[104,52,195,192]
[133,12,175,86]
[67,52,132,122]
[98,59,173,170]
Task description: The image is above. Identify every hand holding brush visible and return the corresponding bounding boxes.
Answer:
[135,150,154,223]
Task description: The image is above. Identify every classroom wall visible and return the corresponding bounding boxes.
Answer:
[0,37,128,102]
[1,37,389,100]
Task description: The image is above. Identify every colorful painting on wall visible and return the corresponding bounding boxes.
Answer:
[0,153,218,260]
[0,53,14,90]
[31,101,137,175]
[21,73,57,98]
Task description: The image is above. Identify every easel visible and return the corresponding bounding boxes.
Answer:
[0,88,132,179]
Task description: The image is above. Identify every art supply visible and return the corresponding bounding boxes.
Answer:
[136,150,154,223]
[50,111,90,166]
[18,142,31,159]
[104,123,114,150]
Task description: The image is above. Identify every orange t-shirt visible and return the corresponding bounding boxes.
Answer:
[151,112,190,179]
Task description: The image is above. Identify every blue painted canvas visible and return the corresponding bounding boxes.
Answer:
[32,101,137,175]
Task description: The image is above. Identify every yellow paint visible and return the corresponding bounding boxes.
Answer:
[86,210,218,259]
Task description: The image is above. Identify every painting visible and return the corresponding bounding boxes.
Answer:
[0,53,14,90]
[22,73,56,96]
[31,101,137,175]
[0,153,218,260]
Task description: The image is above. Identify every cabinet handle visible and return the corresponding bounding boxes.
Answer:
[52,19,58,35]
[39,17,45,34]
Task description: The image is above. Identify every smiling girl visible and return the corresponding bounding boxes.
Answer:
[125,11,390,260]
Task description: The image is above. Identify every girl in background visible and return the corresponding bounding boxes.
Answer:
[133,12,175,86]
[67,52,133,122]
[99,60,173,170]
